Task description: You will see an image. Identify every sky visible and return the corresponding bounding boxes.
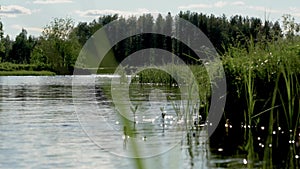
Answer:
[0,0,300,39]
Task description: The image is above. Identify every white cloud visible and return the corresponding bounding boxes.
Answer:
[75,8,160,18]
[246,5,300,19]
[76,9,122,17]
[214,1,228,8]
[178,1,229,10]
[11,24,43,33]
[178,4,212,10]
[178,1,248,10]
[248,6,282,14]
[0,5,32,17]
[33,0,73,4]
[231,1,245,6]
[288,7,300,17]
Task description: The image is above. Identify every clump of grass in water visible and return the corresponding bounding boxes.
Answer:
[223,37,300,168]
[169,98,181,118]
[277,65,300,169]
[243,66,258,168]
[132,65,211,103]
[278,65,299,140]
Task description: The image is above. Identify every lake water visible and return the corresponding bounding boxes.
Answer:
[0,76,273,168]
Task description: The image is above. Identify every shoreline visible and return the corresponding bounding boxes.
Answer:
[0,70,56,76]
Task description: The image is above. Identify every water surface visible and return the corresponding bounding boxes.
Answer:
[0,76,252,169]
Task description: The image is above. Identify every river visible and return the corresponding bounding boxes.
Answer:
[0,76,257,169]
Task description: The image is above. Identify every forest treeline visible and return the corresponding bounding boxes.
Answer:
[0,11,299,74]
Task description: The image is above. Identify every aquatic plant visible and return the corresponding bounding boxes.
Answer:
[130,104,139,124]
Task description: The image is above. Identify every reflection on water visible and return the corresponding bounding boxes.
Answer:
[0,76,129,169]
[0,76,298,168]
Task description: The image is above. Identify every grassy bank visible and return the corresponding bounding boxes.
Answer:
[0,62,51,71]
[0,62,56,76]
[0,70,56,76]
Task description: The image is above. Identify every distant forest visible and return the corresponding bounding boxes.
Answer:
[0,11,299,74]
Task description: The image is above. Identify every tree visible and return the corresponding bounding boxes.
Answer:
[75,22,92,46]
[0,21,3,39]
[126,16,138,57]
[36,17,80,74]
[113,17,127,62]
[164,12,173,52]
[282,14,300,39]
[0,21,5,61]
[271,21,282,40]
[9,29,35,63]
[1,35,12,62]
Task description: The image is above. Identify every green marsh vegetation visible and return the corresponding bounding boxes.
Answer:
[0,62,55,75]
[0,70,55,76]
[221,37,299,168]
[130,35,300,169]
[131,15,300,168]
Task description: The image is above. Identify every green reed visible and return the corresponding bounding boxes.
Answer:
[243,66,258,168]
[277,65,300,169]
[278,65,299,140]
[223,37,300,168]
[121,36,300,168]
